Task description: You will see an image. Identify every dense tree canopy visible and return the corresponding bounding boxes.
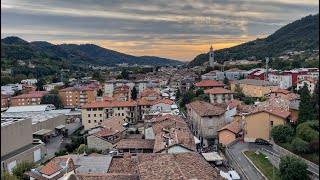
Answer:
[298,83,313,124]
[279,155,308,180]
[40,94,62,109]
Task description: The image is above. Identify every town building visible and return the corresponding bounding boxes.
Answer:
[1,84,23,95]
[1,118,45,172]
[10,91,49,106]
[43,82,64,92]
[1,94,11,109]
[201,70,224,81]
[204,88,234,103]
[58,86,97,108]
[115,139,155,154]
[296,77,317,94]
[194,80,225,90]
[186,101,226,147]
[113,85,131,101]
[231,79,279,97]
[268,72,292,89]
[178,78,195,94]
[218,121,241,145]
[81,101,138,130]
[21,79,38,86]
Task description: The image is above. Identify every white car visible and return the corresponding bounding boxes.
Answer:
[32,139,44,144]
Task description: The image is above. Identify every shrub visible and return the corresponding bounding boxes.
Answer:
[54,149,68,156]
[279,155,308,180]
[1,171,18,180]
[308,140,319,153]
[291,137,309,154]
[12,161,37,180]
[296,121,319,142]
[271,125,294,143]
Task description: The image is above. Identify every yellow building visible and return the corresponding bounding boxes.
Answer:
[231,79,279,98]
[237,107,291,142]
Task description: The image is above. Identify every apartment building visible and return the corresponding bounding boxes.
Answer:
[204,88,234,103]
[10,91,49,106]
[113,85,131,101]
[58,87,97,108]
[21,79,37,86]
[186,101,226,147]
[1,84,23,95]
[194,80,225,90]
[231,79,279,97]
[104,80,152,97]
[296,77,317,94]
[81,100,138,130]
[1,94,11,109]
[268,73,292,89]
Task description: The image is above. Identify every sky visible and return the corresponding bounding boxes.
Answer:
[1,0,319,61]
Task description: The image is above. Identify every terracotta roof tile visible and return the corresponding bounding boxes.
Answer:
[94,129,116,137]
[187,101,226,116]
[39,160,62,176]
[297,77,316,84]
[138,88,160,98]
[204,88,233,94]
[271,89,290,94]
[195,80,225,87]
[11,93,45,99]
[76,173,139,180]
[108,156,138,174]
[218,121,241,134]
[99,116,127,133]
[115,139,155,149]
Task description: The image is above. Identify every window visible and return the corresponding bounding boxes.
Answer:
[122,113,124,116]
[94,120,97,123]
[270,121,274,126]
[118,113,121,116]
[100,114,102,117]
[88,114,90,117]
[87,108,92,111]
[88,120,91,123]
[118,107,120,110]
[122,107,124,110]
[100,120,102,122]
[98,108,103,111]
[94,114,96,117]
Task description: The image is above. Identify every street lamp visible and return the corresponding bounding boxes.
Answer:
[265,155,274,180]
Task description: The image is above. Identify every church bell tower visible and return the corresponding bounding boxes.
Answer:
[209,45,214,67]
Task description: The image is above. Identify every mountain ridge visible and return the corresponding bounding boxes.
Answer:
[188,14,319,67]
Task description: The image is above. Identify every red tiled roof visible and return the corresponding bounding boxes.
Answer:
[138,88,160,98]
[59,86,94,92]
[108,156,138,174]
[39,160,62,176]
[137,99,172,106]
[218,121,241,134]
[1,94,11,99]
[227,99,242,109]
[195,80,225,87]
[11,93,44,99]
[76,173,139,180]
[204,88,233,94]
[297,77,316,84]
[248,106,291,119]
[94,129,116,137]
[115,139,155,149]
[271,89,290,94]
[82,100,137,108]
[103,96,116,101]
[187,101,226,116]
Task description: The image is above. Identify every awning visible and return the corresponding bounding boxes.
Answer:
[33,129,52,136]
[194,136,201,144]
[55,125,66,130]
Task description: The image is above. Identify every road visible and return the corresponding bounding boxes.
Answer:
[37,122,82,164]
[227,141,278,180]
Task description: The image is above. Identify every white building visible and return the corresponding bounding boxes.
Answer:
[43,82,64,92]
[21,79,37,86]
[268,74,292,89]
[296,78,317,94]
[1,84,23,95]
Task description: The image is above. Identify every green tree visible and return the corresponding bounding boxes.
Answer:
[63,79,70,88]
[175,89,181,100]
[234,84,245,99]
[279,155,308,180]
[40,94,62,109]
[195,88,204,96]
[180,90,196,108]
[121,70,129,79]
[311,82,319,119]
[97,89,103,97]
[271,125,294,143]
[50,86,60,95]
[13,74,27,84]
[223,76,230,86]
[1,171,18,180]
[298,83,313,124]
[35,79,46,91]
[291,137,309,154]
[131,87,138,100]
[1,76,14,85]
[296,121,319,142]
[192,94,210,102]
[12,161,37,180]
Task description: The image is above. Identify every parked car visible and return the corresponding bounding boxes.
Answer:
[33,139,44,144]
[255,138,272,146]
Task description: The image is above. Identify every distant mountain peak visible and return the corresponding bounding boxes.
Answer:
[1,36,30,45]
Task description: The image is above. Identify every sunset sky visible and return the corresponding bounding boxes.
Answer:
[1,0,319,61]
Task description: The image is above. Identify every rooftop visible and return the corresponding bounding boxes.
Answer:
[186,101,226,116]
[233,79,279,86]
[115,139,155,149]
[82,100,137,108]
[218,121,241,134]
[204,88,233,94]
[195,80,225,87]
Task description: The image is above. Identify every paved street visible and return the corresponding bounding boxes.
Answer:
[38,122,82,164]
[227,141,278,180]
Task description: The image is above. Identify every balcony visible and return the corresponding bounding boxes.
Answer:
[126,116,135,119]
[105,109,114,114]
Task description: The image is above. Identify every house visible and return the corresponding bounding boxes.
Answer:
[58,86,97,108]
[21,79,37,86]
[195,80,225,90]
[178,79,195,94]
[238,107,291,142]
[231,79,279,97]
[218,121,241,145]
[268,72,292,89]
[113,85,131,101]
[25,157,79,179]
[114,139,155,154]
[138,88,160,100]
[186,101,226,146]
[296,77,317,94]
[153,127,196,153]
[10,91,49,106]
[81,100,138,129]
[201,70,224,81]
[1,84,23,95]
[150,99,173,112]
[204,88,234,103]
